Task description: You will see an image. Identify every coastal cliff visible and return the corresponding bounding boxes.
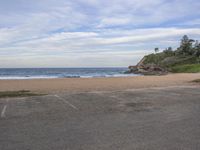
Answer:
[128,35,200,75]
[128,56,167,75]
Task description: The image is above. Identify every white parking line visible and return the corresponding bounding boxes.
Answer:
[1,105,7,118]
[54,95,78,110]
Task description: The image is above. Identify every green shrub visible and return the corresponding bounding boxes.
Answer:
[171,64,200,73]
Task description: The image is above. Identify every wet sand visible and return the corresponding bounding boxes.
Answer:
[0,73,200,93]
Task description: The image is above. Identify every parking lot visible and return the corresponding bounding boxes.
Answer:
[1,86,200,150]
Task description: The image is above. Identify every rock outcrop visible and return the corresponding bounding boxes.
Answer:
[127,57,167,75]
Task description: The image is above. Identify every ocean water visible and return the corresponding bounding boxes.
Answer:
[0,68,138,79]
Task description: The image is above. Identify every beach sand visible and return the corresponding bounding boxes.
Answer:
[0,73,200,93]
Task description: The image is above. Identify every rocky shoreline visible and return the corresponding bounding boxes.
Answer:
[127,57,168,75]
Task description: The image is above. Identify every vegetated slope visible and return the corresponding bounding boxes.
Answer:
[133,35,200,74]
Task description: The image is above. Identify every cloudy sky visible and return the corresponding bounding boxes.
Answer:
[0,0,200,68]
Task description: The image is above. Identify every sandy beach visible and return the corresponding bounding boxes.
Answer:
[0,73,200,93]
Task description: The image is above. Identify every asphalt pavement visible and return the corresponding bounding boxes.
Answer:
[1,86,200,150]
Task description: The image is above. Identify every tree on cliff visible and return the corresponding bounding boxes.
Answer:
[177,35,195,55]
[154,48,159,53]
[163,47,174,56]
[194,40,200,57]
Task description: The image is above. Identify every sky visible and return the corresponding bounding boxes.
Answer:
[0,0,200,68]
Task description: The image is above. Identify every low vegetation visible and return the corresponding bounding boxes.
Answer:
[0,90,45,98]
[191,79,200,83]
[171,64,200,73]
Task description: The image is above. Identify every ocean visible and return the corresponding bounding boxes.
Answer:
[0,68,138,79]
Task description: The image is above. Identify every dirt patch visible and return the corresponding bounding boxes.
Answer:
[191,79,200,83]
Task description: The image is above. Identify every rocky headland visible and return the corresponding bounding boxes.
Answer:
[127,35,200,75]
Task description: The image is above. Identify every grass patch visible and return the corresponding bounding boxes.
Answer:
[191,79,200,83]
[0,90,45,98]
[170,64,200,73]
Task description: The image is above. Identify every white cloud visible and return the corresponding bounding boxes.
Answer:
[181,19,200,26]
[98,17,131,28]
[0,0,200,67]
[1,27,200,56]
[0,50,148,68]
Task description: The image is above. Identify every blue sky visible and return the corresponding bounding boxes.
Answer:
[0,0,200,67]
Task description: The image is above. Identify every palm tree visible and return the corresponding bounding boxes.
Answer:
[154,48,159,53]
